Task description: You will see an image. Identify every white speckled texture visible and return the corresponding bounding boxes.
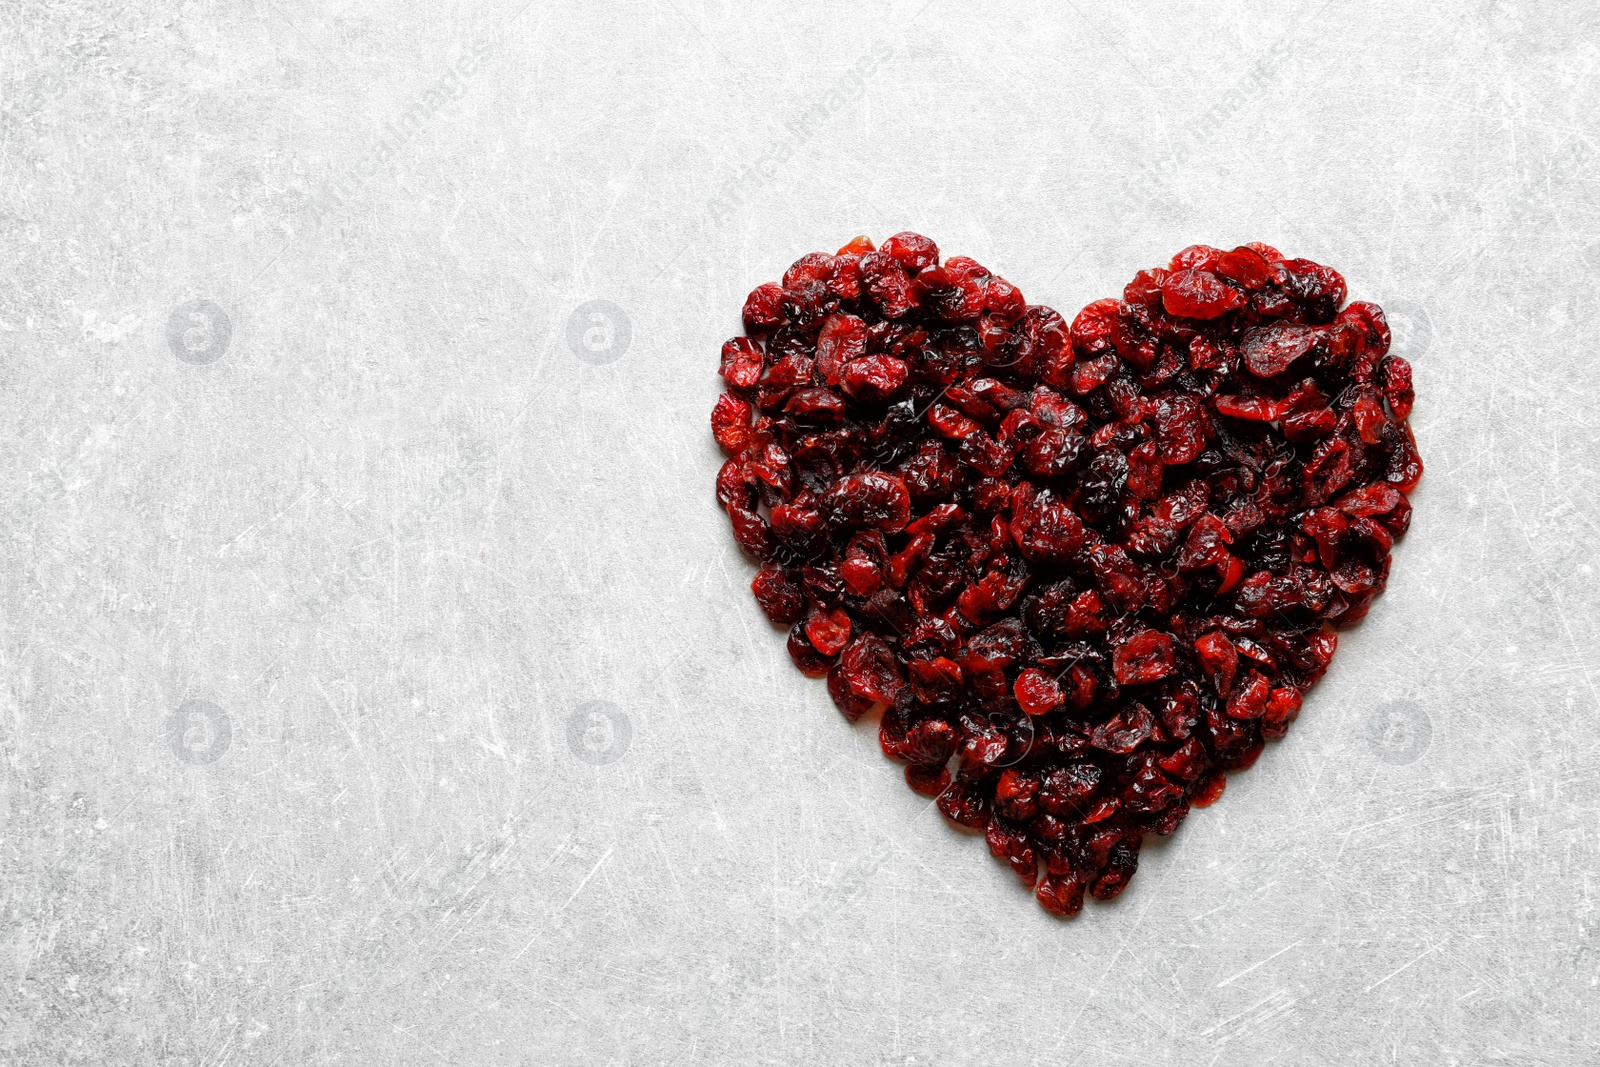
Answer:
[2,1,1597,1063]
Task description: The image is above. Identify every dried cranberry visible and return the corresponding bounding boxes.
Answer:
[821,472,912,532]
[826,662,875,721]
[840,353,909,403]
[1170,244,1224,271]
[1382,355,1415,422]
[904,718,957,764]
[880,231,940,275]
[742,283,784,334]
[986,815,1040,886]
[1163,270,1246,319]
[1036,872,1087,917]
[1010,487,1085,563]
[1124,754,1181,813]
[803,606,852,657]
[716,237,1421,916]
[860,252,918,318]
[815,313,865,385]
[711,393,753,455]
[750,567,805,625]
[1089,702,1154,754]
[1038,763,1101,814]
[1243,321,1322,378]
[1112,630,1176,686]
[905,762,951,797]
[1215,245,1276,290]
[1089,837,1140,900]
[937,778,991,830]
[1194,631,1239,696]
[1014,668,1065,716]
[993,770,1041,822]
[838,633,904,706]
[786,623,832,677]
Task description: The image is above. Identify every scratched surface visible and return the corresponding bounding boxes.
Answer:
[2,0,1597,1063]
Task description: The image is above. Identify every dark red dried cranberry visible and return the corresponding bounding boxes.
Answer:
[937,778,991,829]
[880,231,939,275]
[904,718,957,764]
[742,283,784,334]
[986,814,1040,886]
[1163,270,1245,319]
[711,393,753,455]
[750,567,805,625]
[906,762,951,797]
[1169,244,1224,271]
[860,252,918,318]
[1014,668,1064,716]
[1242,321,1323,378]
[804,606,852,657]
[1215,245,1276,289]
[1037,872,1087,917]
[1111,630,1176,686]
[838,633,904,706]
[786,623,832,677]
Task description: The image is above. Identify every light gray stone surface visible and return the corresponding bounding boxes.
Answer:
[2,1,1597,1063]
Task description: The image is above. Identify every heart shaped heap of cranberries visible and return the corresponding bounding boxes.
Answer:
[712,233,1421,917]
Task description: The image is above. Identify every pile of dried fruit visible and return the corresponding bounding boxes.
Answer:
[712,233,1421,916]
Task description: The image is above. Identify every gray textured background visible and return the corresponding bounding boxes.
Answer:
[3,0,1597,1063]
